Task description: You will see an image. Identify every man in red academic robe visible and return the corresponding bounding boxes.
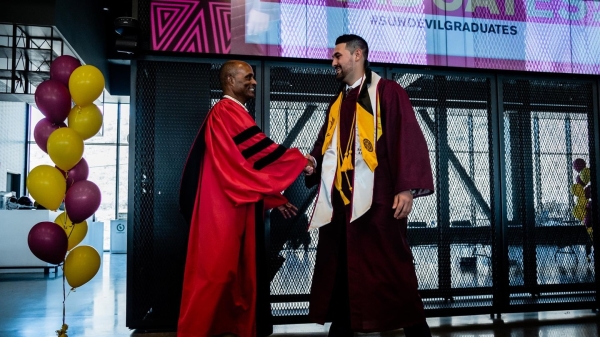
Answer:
[305,35,435,336]
[178,60,313,337]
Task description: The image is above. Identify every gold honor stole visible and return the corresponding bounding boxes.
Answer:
[310,72,382,229]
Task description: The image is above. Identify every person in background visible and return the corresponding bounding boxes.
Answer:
[178,60,313,337]
[304,35,435,336]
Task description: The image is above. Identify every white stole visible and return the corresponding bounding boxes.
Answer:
[309,72,381,229]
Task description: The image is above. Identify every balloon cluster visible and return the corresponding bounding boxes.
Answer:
[570,158,593,257]
[26,55,104,291]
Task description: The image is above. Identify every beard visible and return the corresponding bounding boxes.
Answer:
[335,67,345,82]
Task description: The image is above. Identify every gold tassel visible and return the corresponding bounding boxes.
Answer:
[335,157,351,206]
[339,190,351,205]
[340,152,354,172]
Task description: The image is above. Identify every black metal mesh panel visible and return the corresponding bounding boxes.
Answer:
[138,0,152,50]
[393,72,496,310]
[266,65,337,319]
[126,57,599,327]
[128,60,231,329]
[502,79,596,306]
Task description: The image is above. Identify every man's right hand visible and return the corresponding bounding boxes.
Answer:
[304,154,315,176]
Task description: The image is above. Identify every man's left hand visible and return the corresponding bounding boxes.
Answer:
[392,190,413,219]
[277,202,298,219]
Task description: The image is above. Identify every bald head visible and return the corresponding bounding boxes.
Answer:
[220,60,245,89]
[219,60,257,104]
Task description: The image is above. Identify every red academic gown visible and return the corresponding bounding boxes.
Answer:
[307,71,435,332]
[178,98,306,337]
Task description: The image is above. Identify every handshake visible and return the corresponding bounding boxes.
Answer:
[304,154,316,176]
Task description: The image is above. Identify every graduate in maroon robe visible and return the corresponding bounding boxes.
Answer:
[178,60,313,337]
[305,35,435,336]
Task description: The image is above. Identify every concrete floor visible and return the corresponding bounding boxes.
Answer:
[0,253,598,337]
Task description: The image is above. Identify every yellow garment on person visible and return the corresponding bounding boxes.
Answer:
[321,89,382,204]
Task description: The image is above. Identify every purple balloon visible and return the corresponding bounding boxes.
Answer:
[65,158,89,189]
[585,201,592,228]
[28,221,68,265]
[584,185,591,200]
[34,80,71,123]
[572,158,586,173]
[576,175,585,186]
[50,55,81,87]
[33,118,66,153]
[583,214,590,228]
[65,180,101,223]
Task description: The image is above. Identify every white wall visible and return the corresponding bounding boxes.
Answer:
[0,101,27,196]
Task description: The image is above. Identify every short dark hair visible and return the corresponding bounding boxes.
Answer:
[335,34,369,68]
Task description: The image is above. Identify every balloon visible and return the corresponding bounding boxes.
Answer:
[571,183,585,198]
[47,127,84,171]
[576,175,585,186]
[572,158,586,173]
[63,158,89,189]
[65,180,101,223]
[26,165,66,210]
[583,214,590,228]
[69,65,105,107]
[64,245,100,288]
[27,221,68,264]
[579,167,590,185]
[573,201,586,221]
[584,185,591,200]
[50,55,81,87]
[33,118,66,153]
[67,105,103,140]
[34,79,71,123]
[55,212,88,251]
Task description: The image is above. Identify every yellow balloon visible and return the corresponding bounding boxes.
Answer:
[26,165,66,210]
[55,212,88,251]
[64,245,100,288]
[573,202,586,221]
[68,65,105,107]
[68,105,103,140]
[571,183,585,197]
[579,167,590,185]
[47,127,84,171]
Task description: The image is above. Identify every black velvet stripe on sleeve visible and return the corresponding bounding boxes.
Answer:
[242,137,274,159]
[254,145,287,170]
[233,125,261,145]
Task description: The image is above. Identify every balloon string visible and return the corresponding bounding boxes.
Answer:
[62,263,66,326]
[63,209,73,240]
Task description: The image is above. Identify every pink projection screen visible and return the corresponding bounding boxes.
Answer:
[150,0,600,74]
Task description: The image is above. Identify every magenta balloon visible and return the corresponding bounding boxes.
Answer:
[65,180,101,223]
[33,118,66,153]
[572,158,586,173]
[27,221,68,265]
[50,55,81,86]
[65,158,89,189]
[34,80,71,123]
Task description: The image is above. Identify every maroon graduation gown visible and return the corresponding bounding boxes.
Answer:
[178,98,306,337]
[307,71,435,332]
